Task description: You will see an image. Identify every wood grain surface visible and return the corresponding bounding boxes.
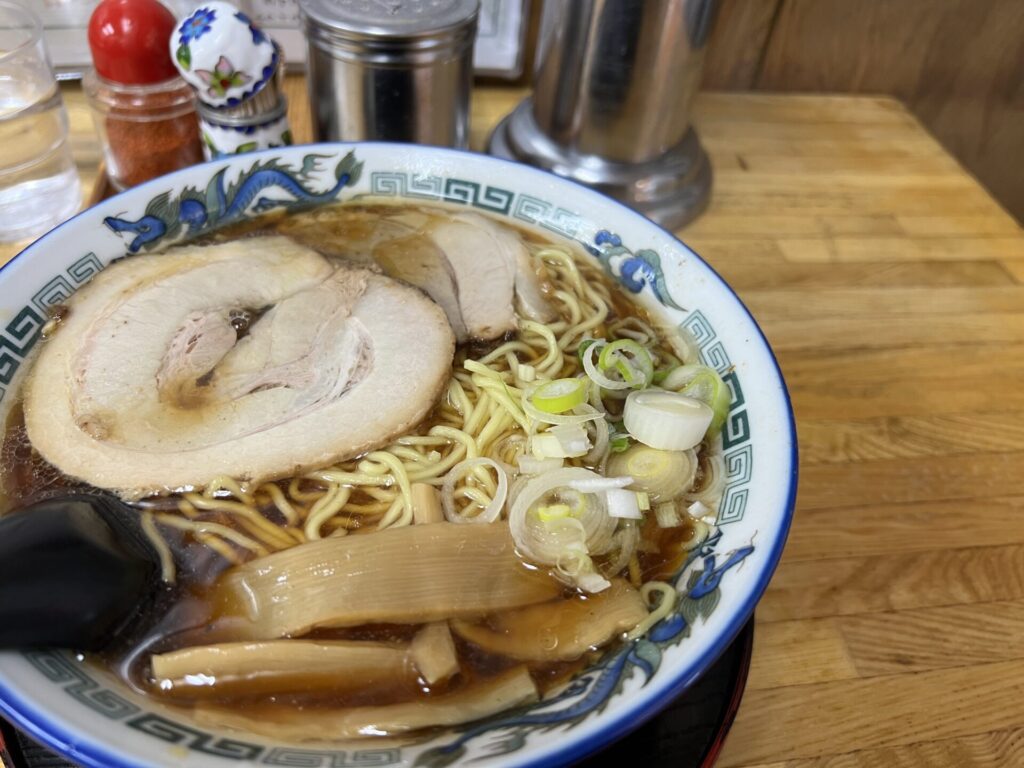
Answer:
[685,89,1024,768]
[755,0,1024,225]
[700,0,1024,224]
[2,81,1023,767]
[701,0,781,91]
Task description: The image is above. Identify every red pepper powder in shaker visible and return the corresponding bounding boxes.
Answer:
[84,0,204,189]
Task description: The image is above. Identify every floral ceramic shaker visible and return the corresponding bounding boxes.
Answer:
[171,2,292,158]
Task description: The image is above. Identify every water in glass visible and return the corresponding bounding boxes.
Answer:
[0,1,81,243]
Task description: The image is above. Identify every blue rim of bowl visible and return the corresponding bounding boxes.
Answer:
[0,143,798,768]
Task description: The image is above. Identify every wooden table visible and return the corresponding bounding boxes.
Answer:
[3,80,1024,767]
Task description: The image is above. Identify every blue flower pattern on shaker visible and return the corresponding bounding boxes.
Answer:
[178,7,215,45]
[234,11,267,45]
[224,48,280,108]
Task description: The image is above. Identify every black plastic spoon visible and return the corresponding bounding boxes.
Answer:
[0,495,161,650]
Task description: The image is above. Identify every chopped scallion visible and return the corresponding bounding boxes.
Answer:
[598,339,654,388]
[577,338,599,364]
[609,435,631,453]
[529,378,589,414]
[536,503,573,522]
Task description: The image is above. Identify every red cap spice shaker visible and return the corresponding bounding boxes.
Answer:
[83,0,204,190]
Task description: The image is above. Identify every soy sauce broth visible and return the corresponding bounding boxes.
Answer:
[0,200,711,737]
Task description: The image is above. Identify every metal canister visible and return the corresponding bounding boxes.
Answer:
[489,0,718,229]
[299,0,478,148]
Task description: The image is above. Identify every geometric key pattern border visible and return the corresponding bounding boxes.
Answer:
[679,310,754,525]
[369,171,583,238]
[0,252,104,404]
[21,648,403,765]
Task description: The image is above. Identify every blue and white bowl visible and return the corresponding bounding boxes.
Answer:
[0,144,797,768]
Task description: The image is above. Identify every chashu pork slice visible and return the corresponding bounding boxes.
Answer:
[279,208,469,340]
[427,211,559,339]
[282,206,557,341]
[23,236,455,498]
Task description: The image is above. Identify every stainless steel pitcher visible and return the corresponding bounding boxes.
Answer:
[489,0,717,229]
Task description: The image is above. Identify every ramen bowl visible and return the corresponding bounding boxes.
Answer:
[0,144,796,768]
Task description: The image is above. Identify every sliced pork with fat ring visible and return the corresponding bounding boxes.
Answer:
[23,236,455,498]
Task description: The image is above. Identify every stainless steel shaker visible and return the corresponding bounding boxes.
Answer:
[489,0,717,229]
[299,0,478,148]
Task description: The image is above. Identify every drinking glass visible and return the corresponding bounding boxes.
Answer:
[0,0,81,243]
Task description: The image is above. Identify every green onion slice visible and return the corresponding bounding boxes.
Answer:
[598,339,654,388]
[609,435,631,453]
[662,364,733,434]
[577,338,600,364]
[536,503,572,522]
[530,378,589,414]
[607,419,631,453]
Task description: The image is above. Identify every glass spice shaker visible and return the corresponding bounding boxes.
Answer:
[84,0,204,190]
